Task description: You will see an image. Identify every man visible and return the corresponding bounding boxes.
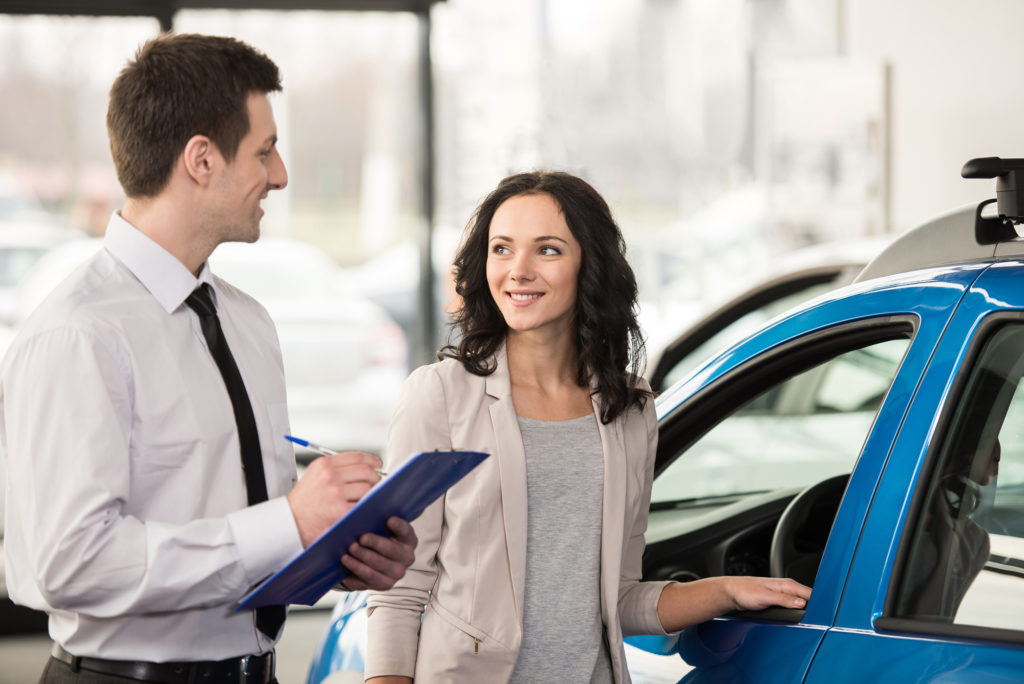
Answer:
[0,33,416,683]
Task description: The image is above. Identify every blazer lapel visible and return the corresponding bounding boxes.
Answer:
[486,346,529,624]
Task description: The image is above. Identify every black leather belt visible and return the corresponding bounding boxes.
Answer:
[51,643,275,684]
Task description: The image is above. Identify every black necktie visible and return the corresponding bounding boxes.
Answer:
[186,283,286,639]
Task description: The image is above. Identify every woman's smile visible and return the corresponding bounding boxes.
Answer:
[507,290,544,305]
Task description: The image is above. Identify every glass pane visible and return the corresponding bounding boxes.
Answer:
[894,322,1024,631]
[652,337,908,505]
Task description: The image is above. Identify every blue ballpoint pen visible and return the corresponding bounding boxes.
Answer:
[284,434,388,477]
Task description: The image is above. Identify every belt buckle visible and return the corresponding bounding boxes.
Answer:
[239,655,252,684]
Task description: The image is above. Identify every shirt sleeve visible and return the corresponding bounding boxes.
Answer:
[364,363,452,679]
[1,325,301,618]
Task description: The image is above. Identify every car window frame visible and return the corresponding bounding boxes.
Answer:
[878,310,1024,646]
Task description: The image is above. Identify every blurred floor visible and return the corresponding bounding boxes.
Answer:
[0,608,333,684]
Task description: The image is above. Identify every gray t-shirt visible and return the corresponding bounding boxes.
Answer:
[508,414,613,684]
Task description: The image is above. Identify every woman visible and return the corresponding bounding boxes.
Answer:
[365,171,810,683]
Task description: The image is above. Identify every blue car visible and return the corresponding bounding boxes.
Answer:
[308,157,1024,683]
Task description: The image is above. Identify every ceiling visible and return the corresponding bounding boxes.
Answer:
[0,1,444,28]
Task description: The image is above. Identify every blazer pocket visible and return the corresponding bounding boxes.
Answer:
[418,601,516,681]
[426,599,492,643]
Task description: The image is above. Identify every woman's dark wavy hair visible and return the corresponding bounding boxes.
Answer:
[440,170,650,424]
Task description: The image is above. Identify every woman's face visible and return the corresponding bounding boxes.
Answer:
[486,192,582,339]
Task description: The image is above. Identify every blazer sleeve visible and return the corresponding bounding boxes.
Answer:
[617,388,675,636]
[364,363,453,679]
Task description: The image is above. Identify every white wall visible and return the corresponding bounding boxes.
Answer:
[847,0,1024,231]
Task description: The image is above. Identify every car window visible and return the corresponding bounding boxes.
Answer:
[652,337,909,506]
[659,281,837,390]
[892,321,1024,633]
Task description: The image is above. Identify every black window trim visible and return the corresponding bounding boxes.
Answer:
[874,616,1024,645]
[877,310,1024,646]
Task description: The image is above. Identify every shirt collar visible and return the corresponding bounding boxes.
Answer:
[104,212,213,313]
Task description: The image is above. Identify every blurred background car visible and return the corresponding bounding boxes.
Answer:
[210,239,408,462]
[0,173,85,325]
[644,237,889,392]
[0,223,84,326]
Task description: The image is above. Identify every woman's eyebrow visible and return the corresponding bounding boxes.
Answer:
[488,234,569,244]
[485,235,569,245]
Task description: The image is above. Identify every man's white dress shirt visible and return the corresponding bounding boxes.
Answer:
[0,213,303,661]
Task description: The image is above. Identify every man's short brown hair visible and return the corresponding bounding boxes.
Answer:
[106,33,282,198]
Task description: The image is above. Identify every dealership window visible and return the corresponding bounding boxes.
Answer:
[0,12,423,458]
[0,15,158,234]
[892,322,1024,633]
[0,2,889,452]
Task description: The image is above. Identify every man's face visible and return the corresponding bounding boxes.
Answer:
[210,92,288,244]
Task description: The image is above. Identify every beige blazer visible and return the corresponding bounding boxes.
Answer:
[364,347,670,683]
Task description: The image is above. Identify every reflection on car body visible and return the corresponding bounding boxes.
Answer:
[307,159,1024,683]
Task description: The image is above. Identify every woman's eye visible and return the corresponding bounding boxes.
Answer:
[492,244,510,255]
[539,245,561,256]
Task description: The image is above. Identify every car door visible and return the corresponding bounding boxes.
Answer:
[647,266,983,683]
[804,263,1024,682]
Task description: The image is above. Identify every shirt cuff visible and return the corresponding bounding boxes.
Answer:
[227,496,303,587]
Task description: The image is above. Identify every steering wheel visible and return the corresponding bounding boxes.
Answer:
[769,474,850,586]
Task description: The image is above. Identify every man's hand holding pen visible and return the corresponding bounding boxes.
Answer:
[285,443,417,591]
[285,434,388,476]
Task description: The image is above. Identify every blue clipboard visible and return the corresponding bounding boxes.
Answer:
[237,449,489,609]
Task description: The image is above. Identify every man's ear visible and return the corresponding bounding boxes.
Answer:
[182,134,217,186]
